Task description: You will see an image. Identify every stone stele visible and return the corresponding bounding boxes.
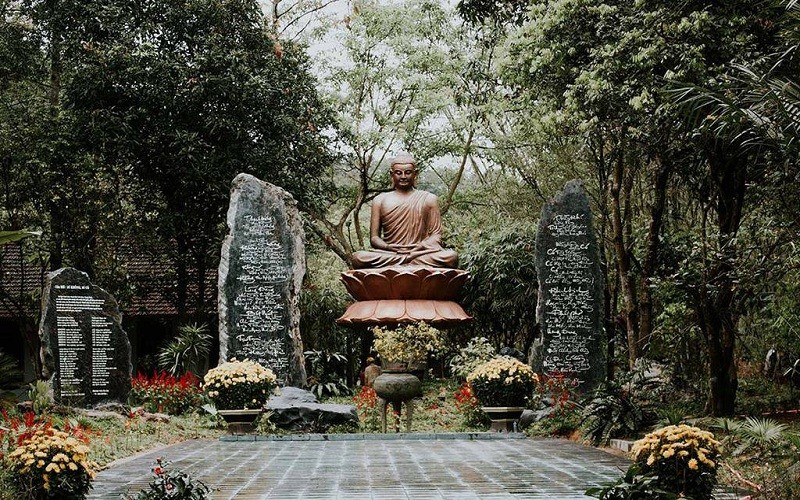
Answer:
[39,267,132,406]
[218,173,306,387]
[533,180,606,390]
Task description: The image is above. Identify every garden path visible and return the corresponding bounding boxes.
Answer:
[88,434,631,499]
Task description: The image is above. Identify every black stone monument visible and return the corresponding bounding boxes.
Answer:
[218,173,306,387]
[533,180,606,389]
[39,267,132,406]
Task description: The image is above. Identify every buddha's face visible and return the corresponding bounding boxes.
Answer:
[390,163,417,191]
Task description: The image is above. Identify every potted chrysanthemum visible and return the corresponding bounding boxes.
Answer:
[372,322,444,373]
[629,424,722,499]
[203,359,278,433]
[466,356,539,431]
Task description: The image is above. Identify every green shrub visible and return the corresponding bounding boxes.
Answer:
[579,381,648,446]
[0,349,21,390]
[448,337,495,381]
[27,380,52,414]
[304,350,351,398]
[157,323,212,377]
[586,463,680,499]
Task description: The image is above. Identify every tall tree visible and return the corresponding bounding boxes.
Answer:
[12,0,334,321]
[307,0,501,265]
[464,0,782,414]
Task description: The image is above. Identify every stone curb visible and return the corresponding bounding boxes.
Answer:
[220,432,528,442]
[609,438,634,453]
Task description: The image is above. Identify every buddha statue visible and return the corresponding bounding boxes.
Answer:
[351,153,458,269]
[338,153,470,325]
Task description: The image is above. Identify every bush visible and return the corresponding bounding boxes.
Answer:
[537,372,579,407]
[28,380,52,414]
[304,350,351,398]
[579,381,648,446]
[129,372,204,415]
[0,349,21,390]
[467,356,538,407]
[202,359,277,410]
[448,337,496,381]
[459,226,538,350]
[630,424,722,499]
[157,323,212,377]
[2,413,98,500]
[372,322,445,366]
[586,463,680,499]
[126,457,210,500]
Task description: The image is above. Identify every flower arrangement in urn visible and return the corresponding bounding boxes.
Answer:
[202,359,278,410]
[372,322,444,371]
[629,424,722,499]
[466,356,539,407]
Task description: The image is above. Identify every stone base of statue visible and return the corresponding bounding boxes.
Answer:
[337,266,471,325]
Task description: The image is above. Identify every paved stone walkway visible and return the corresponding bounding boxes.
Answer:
[89,435,631,499]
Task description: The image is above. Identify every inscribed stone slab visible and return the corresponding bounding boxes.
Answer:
[218,173,306,386]
[39,267,132,406]
[534,180,606,389]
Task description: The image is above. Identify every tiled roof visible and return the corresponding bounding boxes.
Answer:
[0,243,216,318]
[0,243,46,318]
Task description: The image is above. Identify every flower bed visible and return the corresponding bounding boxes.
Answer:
[1,413,98,499]
[129,372,203,415]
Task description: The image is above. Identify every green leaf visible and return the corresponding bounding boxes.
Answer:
[0,230,41,245]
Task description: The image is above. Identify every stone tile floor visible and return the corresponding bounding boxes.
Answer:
[89,435,632,499]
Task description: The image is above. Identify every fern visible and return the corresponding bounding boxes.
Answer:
[158,323,212,376]
[0,349,22,389]
[580,383,647,446]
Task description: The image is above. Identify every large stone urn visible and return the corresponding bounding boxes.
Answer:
[372,370,422,432]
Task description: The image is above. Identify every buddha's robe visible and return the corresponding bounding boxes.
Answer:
[352,190,458,268]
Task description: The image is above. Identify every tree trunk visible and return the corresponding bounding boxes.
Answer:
[704,148,747,416]
[609,149,638,368]
[638,160,671,353]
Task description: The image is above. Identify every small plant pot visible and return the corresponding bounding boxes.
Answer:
[218,409,262,435]
[481,406,525,432]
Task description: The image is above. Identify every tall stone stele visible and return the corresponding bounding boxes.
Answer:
[218,173,306,386]
[533,180,606,390]
[39,267,132,406]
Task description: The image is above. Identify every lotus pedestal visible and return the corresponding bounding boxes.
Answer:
[337,267,471,325]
